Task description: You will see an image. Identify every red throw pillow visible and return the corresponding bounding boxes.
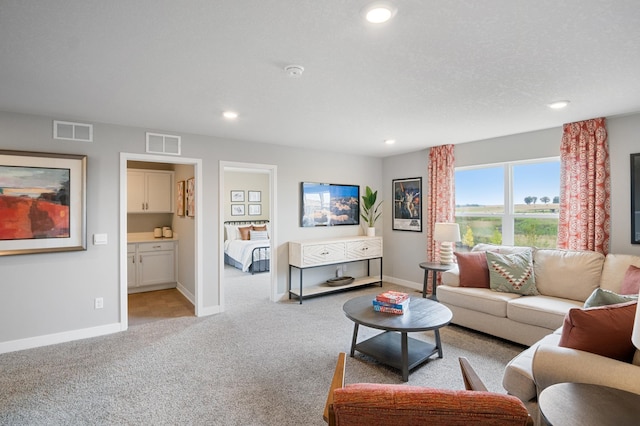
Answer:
[620,265,640,295]
[454,251,490,288]
[558,301,637,362]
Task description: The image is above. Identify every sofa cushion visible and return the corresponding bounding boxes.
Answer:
[441,265,460,286]
[620,265,640,295]
[533,248,604,302]
[507,296,583,330]
[454,251,490,288]
[437,286,520,318]
[558,301,637,362]
[487,250,538,296]
[583,288,639,308]
[599,253,640,294]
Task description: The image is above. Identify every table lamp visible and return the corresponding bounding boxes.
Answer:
[433,222,461,265]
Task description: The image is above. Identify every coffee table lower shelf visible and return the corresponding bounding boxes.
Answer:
[353,330,439,379]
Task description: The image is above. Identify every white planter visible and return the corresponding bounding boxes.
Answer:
[367,227,376,237]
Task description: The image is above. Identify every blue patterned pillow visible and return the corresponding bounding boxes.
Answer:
[486,250,538,295]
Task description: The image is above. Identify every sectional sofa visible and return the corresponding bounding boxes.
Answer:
[436,243,640,405]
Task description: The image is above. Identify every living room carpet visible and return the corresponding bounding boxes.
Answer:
[0,277,525,425]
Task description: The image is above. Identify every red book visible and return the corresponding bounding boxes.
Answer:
[376,290,409,304]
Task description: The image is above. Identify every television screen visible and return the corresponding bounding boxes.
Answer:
[300,182,360,227]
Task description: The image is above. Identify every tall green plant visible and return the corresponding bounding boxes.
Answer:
[361,186,382,226]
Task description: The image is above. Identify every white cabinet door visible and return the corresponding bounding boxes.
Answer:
[346,238,382,259]
[302,242,346,266]
[127,252,137,288]
[145,171,173,213]
[139,251,175,286]
[127,171,146,213]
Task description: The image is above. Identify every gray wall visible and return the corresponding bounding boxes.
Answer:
[0,110,381,351]
[382,114,640,289]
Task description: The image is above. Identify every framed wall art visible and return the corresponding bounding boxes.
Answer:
[0,150,87,255]
[248,190,261,202]
[176,180,185,216]
[248,204,261,216]
[231,190,244,202]
[231,204,245,216]
[392,177,422,232]
[186,177,195,217]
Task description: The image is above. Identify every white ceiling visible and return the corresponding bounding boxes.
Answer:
[1,0,639,157]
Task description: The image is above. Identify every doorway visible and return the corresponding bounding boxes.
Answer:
[119,153,203,330]
[219,161,278,309]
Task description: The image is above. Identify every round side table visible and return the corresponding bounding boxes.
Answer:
[418,262,453,300]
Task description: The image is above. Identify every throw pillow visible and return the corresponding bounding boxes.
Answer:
[238,226,252,240]
[584,288,639,308]
[252,224,267,231]
[559,301,637,362]
[620,264,640,295]
[249,230,268,240]
[454,251,490,288]
[486,250,538,295]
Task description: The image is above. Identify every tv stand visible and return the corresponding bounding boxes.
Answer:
[288,236,383,304]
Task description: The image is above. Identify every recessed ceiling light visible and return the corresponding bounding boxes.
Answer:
[384,139,396,145]
[223,111,238,119]
[362,2,397,24]
[548,100,570,109]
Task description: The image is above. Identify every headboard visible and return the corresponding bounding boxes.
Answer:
[224,220,270,241]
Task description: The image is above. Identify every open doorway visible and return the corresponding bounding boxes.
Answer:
[219,161,277,309]
[119,153,203,330]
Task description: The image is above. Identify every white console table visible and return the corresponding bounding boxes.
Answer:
[288,236,383,304]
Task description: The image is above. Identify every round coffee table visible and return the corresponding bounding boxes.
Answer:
[343,294,453,381]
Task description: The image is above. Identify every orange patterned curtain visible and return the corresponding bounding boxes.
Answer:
[427,144,456,264]
[557,117,610,254]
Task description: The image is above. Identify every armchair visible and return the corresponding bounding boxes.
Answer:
[324,353,532,426]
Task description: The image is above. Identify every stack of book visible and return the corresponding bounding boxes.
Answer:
[372,291,410,314]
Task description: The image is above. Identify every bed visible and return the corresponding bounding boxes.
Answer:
[224,220,270,274]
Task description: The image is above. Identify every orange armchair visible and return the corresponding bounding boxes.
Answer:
[324,353,533,426]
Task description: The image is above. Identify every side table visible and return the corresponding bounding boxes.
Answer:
[539,382,640,425]
[419,262,453,300]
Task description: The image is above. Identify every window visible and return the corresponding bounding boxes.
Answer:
[455,159,560,249]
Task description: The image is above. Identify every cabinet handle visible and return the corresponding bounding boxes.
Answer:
[139,255,142,263]
[153,245,161,248]
[361,247,368,251]
[132,256,135,264]
[141,202,145,210]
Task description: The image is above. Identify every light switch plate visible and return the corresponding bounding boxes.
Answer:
[93,233,108,245]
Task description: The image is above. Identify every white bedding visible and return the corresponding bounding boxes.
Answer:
[224,239,270,272]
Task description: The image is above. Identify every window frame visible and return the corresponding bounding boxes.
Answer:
[455,157,560,246]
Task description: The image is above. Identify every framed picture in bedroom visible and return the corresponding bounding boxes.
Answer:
[248,190,261,202]
[231,190,244,202]
[248,204,261,216]
[392,177,422,232]
[186,177,195,217]
[176,180,185,216]
[231,204,245,216]
[0,150,87,256]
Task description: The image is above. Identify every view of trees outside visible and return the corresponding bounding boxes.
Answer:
[455,160,560,250]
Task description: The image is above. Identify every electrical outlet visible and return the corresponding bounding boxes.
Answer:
[94,297,104,309]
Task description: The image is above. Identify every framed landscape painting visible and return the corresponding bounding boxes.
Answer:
[0,150,87,255]
[392,177,422,232]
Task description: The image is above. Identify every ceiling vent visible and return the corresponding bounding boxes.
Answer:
[53,120,93,142]
[146,132,181,155]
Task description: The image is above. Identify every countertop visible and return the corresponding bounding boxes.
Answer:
[127,232,179,243]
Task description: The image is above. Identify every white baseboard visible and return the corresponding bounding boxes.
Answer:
[0,322,122,355]
[176,281,195,305]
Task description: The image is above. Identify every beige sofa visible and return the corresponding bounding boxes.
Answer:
[437,244,640,404]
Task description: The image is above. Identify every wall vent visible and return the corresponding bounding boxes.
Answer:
[53,120,93,142]
[146,132,181,155]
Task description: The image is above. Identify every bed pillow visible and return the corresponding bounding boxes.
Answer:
[454,251,490,288]
[250,230,268,240]
[620,265,640,295]
[238,226,252,240]
[486,249,538,295]
[224,224,238,241]
[559,301,637,362]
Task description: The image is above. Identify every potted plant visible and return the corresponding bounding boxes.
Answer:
[361,186,382,236]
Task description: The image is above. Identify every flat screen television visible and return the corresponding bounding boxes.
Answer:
[300,182,360,227]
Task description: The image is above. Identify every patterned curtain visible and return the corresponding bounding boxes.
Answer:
[557,117,610,254]
[427,144,456,270]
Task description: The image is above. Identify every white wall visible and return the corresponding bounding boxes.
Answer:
[0,110,382,352]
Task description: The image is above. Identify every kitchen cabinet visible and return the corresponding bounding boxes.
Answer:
[128,241,177,293]
[127,169,174,213]
[288,236,383,303]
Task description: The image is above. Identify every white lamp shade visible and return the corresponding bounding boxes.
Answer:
[633,288,640,350]
[433,223,461,242]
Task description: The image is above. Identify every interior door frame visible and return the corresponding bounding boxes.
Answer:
[119,152,204,329]
[219,161,278,307]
